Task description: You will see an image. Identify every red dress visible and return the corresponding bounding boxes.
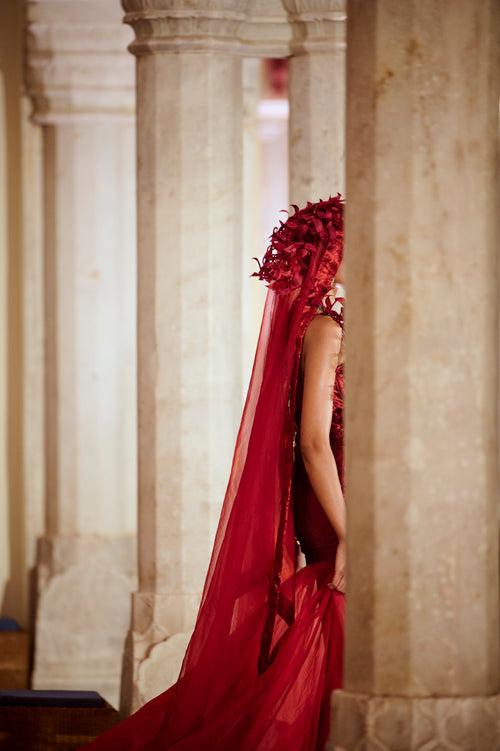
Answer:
[164,296,347,750]
[80,293,346,751]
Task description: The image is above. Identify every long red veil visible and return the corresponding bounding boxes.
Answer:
[82,194,345,751]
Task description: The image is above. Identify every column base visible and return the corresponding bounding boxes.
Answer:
[330,690,500,750]
[120,590,200,715]
[32,535,136,708]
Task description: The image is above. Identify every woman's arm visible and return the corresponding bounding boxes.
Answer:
[299,314,346,590]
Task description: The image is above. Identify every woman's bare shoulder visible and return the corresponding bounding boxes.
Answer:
[302,314,342,359]
[304,313,342,341]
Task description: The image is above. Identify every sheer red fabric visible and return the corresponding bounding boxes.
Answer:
[80,195,345,751]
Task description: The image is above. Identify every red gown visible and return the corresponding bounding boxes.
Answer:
[80,293,346,751]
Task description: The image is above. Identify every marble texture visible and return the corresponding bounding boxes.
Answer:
[135,631,191,707]
[20,103,45,616]
[330,692,500,751]
[25,0,137,706]
[241,0,291,57]
[332,0,500,747]
[283,0,346,205]
[26,0,133,122]
[121,1,245,713]
[123,0,292,57]
[33,537,136,708]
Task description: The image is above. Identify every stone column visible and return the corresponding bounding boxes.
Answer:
[283,1,346,206]
[242,57,265,396]
[26,1,137,707]
[331,1,500,748]
[241,57,289,397]
[120,1,245,713]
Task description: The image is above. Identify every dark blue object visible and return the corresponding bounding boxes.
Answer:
[0,690,106,708]
[0,618,21,632]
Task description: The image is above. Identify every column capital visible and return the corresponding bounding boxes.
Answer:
[26,0,135,124]
[122,0,250,56]
[240,1,292,58]
[282,0,346,54]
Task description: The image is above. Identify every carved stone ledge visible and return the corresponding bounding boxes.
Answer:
[330,690,500,751]
[282,0,346,55]
[122,0,345,58]
[122,0,249,55]
[120,590,201,713]
[239,0,292,58]
[26,0,134,123]
[33,535,137,707]
[284,0,346,10]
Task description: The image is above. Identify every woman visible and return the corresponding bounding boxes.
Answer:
[81,194,346,751]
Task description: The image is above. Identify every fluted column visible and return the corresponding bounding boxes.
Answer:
[121,1,246,713]
[283,1,346,205]
[26,0,137,707]
[331,1,500,748]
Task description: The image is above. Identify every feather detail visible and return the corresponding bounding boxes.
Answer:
[251,194,344,309]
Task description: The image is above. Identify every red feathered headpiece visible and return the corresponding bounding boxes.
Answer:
[252,193,344,302]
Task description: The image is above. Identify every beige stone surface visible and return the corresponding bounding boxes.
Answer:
[283,1,346,205]
[26,0,134,122]
[33,536,137,707]
[25,0,137,703]
[122,1,245,712]
[241,58,287,397]
[241,57,266,396]
[343,0,500,697]
[26,0,137,535]
[136,631,192,705]
[332,0,500,746]
[242,0,291,57]
[123,0,292,57]
[331,691,500,751]
[120,589,201,711]
[134,49,243,592]
[20,99,45,619]
[0,1,46,627]
[33,120,136,538]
